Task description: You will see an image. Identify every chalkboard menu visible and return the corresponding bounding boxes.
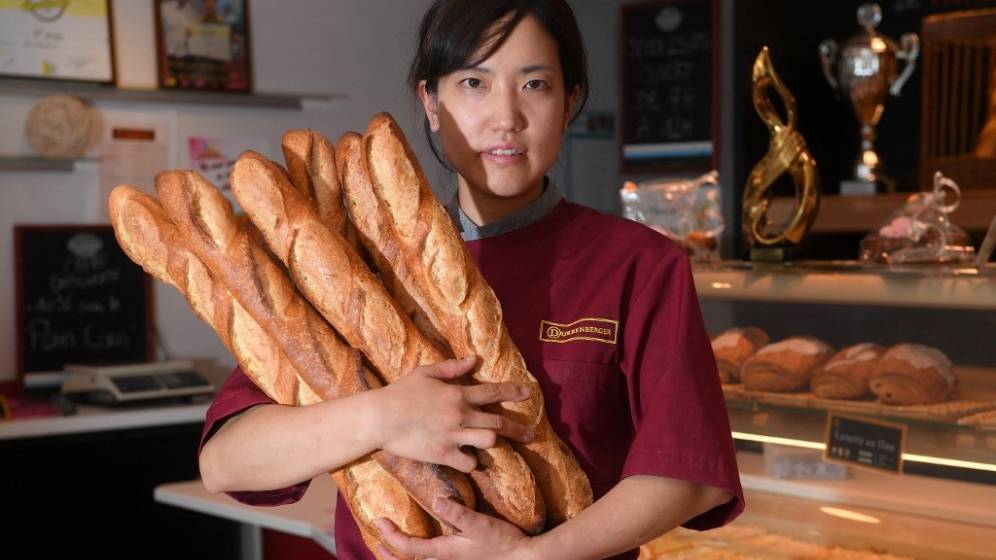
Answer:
[824,414,906,474]
[620,0,718,172]
[15,226,154,384]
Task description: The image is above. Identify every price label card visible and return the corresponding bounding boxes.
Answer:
[824,414,907,474]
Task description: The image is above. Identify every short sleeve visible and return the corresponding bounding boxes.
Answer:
[199,366,310,506]
[618,250,744,530]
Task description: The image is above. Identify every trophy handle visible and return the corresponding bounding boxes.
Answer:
[818,39,839,90]
[890,33,920,96]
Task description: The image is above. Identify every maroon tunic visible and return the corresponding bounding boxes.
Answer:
[199,200,744,559]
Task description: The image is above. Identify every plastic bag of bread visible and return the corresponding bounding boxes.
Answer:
[710,327,769,383]
[811,343,885,400]
[741,336,833,392]
[858,171,975,265]
[870,343,956,405]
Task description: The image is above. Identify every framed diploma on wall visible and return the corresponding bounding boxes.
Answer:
[0,0,116,83]
[154,0,253,92]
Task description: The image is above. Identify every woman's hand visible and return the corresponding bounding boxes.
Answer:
[374,356,534,473]
[376,497,536,560]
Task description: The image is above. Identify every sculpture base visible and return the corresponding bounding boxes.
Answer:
[750,246,800,262]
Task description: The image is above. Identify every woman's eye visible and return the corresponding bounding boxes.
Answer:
[461,78,484,89]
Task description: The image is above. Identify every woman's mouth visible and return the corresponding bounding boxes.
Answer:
[482,147,526,166]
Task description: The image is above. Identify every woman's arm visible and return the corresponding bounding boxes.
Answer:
[199,390,383,493]
[377,475,732,560]
[528,475,732,560]
[200,356,534,494]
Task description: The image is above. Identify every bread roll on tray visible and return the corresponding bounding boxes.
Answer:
[741,337,834,392]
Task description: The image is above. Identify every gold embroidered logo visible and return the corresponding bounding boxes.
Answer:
[539,318,618,345]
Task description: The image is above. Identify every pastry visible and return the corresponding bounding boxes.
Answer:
[741,337,834,392]
[711,327,769,383]
[811,343,885,399]
[870,344,956,405]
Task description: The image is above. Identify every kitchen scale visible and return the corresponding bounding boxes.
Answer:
[61,360,215,405]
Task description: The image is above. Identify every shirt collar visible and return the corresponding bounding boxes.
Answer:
[446,179,563,241]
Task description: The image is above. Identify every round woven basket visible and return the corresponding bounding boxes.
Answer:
[24,95,101,158]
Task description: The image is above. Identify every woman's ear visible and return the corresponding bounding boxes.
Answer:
[418,80,441,132]
[562,85,581,132]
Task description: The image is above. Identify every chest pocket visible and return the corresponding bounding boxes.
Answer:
[534,359,634,497]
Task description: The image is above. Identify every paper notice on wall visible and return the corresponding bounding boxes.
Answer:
[188,135,271,213]
[96,109,178,221]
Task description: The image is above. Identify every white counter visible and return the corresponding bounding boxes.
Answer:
[155,475,338,556]
[0,401,209,441]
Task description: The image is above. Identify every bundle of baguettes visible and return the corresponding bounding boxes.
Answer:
[231,148,547,536]
[109,111,593,556]
[107,184,473,559]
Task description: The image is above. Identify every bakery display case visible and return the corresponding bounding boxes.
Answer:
[672,261,996,559]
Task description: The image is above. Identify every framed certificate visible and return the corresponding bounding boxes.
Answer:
[0,0,116,83]
[154,0,253,92]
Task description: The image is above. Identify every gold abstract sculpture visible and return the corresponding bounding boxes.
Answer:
[743,47,820,249]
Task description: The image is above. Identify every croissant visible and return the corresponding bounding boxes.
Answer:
[711,326,769,383]
[811,343,885,399]
[869,344,956,405]
[741,337,833,392]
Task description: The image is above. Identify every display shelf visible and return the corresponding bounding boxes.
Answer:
[693,261,996,310]
[736,451,996,528]
[727,401,996,475]
[723,366,996,426]
[0,78,345,109]
[0,155,98,172]
[770,191,996,233]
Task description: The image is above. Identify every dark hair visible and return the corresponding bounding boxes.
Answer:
[408,0,589,167]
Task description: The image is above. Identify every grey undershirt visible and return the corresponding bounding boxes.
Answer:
[446,179,564,242]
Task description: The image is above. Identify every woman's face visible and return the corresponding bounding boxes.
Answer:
[420,15,575,207]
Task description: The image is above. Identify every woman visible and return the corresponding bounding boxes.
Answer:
[198,2,743,559]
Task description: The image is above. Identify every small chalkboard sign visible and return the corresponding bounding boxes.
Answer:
[15,225,154,389]
[824,414,907,474]
[620,0,718,172]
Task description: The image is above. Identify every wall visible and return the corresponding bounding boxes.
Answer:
[0,0,439,384]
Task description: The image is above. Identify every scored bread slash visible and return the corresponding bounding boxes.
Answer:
[231,150,546,535]
[362,112,592,525]
[107,185,433,553]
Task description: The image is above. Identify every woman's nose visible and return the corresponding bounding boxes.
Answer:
[490,87,525,133]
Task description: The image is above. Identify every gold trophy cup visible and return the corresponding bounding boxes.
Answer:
[819,3,919,194]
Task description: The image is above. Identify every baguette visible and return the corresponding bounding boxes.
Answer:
[107,186,429,557]
[231,151,545,535]
[154,171,475,524]
[281,129,360,251]
[337,132,546,531]
[362,113,593,525]
[335,132,452,357]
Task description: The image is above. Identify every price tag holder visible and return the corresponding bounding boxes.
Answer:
[824,413,907,475]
